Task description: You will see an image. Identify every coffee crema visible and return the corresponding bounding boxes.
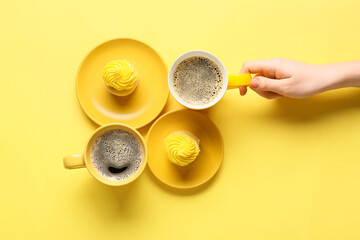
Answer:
[173,56,223,106]
[90,129,143,181]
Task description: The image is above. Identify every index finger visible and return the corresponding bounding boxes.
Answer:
[240,59,278,78]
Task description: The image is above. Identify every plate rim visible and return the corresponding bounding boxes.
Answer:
[75,37,169,128]
[146,109,224,189]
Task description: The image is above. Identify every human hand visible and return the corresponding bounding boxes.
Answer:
[239,58,360,99]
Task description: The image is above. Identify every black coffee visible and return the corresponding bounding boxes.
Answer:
[90,129,143,181]
[173,56,223,106]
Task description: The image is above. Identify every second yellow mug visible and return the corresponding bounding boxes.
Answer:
[63,123,148,186]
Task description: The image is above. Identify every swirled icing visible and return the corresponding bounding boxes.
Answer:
[102,60,138,91]
[164,132,200,166]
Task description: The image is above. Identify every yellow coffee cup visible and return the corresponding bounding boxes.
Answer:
[168,50,252,110]
[63,123,148,186]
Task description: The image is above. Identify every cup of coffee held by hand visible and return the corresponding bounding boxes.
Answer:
[63,123,147,186]
[168,50,252,110]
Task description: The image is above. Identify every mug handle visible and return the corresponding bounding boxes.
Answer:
[227,74,252,89]
[63,154,85,169]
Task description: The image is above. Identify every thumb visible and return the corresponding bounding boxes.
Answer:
[250,76,287,94]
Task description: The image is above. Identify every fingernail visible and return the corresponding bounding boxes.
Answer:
[251,78,259,88]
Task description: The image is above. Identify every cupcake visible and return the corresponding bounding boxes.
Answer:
[102,60,139,96]
[163,131,200,167]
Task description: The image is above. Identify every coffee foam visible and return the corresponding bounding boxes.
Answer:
[90,129,143,181]
[173,56,223,106]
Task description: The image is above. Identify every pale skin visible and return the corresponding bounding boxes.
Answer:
[239,58,360,99]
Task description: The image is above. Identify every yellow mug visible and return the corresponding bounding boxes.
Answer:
[63,123,148,186]
[168,50,252,110]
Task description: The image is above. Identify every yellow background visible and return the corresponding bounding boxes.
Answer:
[1,0,360,239]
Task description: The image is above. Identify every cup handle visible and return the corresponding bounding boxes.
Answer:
[227,74,252,89]
[63,154,85,169]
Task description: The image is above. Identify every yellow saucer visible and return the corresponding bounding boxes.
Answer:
[147,109,224,189]
[76,38,169,128]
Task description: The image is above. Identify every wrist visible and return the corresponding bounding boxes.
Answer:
[320,61,360,91]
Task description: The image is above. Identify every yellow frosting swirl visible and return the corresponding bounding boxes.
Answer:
[102,60,138,91]
[164,132,200,167]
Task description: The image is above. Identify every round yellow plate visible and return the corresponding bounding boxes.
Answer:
[147,109,224,189]
[76,38,169,128]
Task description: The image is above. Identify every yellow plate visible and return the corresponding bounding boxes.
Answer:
[76,38,169,128]
[147,109,224,189]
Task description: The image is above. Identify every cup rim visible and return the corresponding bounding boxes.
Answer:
[168,50,228,110]
[84,123,148,186]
